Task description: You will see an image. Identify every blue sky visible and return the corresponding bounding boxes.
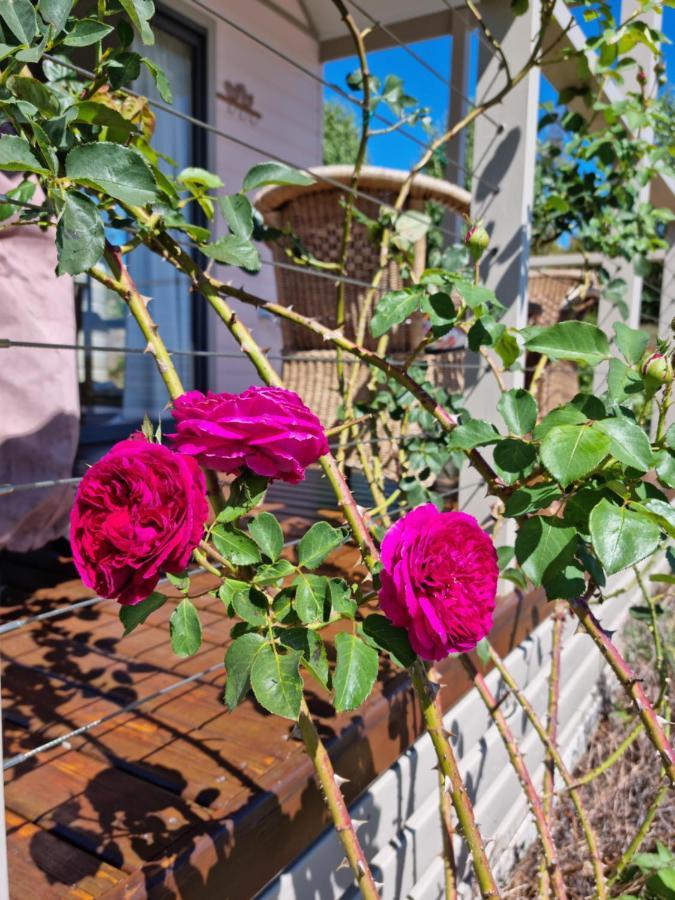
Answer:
[323,5,674,170]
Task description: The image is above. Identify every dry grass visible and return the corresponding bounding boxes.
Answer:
[506,601,674,899]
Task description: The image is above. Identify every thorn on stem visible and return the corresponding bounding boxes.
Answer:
[334,772,350,787]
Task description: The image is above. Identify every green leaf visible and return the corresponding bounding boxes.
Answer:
[646,868,675,899]
[361,614,415,668]
[73,101,136,140]
[614,322,648,364]
[242,161,314,192]
[495,331,520,369]
[165,571,189,592]
[279,628,329,689]
[216,471,268,523]
[65,142,157,206]
[8,76,62,116]
[0,135,49,175]
[452,280,497,310]
[232,586,268,626]
[524,321,610,366]
[253,559,295,585]
[297,521,343,569]
[589,498,661,575]
[169,598,202,657]
[607,357,644,402]
[596,417,653,472]
[493,439,537,484]
[502,567,528,590]
[0,0,37,44]
[630,499,675,539]
[224,632,265,710]
[292,573,328,624]
[504,484,561,518]
[328,578,358,618]
[250,643,303,720]
[515,516,577,586]
[177,166,224,190]
[475,637,490,665]
[119,591,165,636]
[394,209,430,243]
[118,0,155,45]
[371,289,421,339]
[63,18,113,46]
[497,389,538,436]
[420,291,456,337]
[333,633,379,712]
[496,546,515,570]
[533,404,587,440]
[248,512,284,561]
[38,0,72,32]
[540,424,610,488]
[141,56,172,102]
[212,524,262,565]
[655,449,675,488]
[202,235,261,272]
[55,192,104,276]
[446,419,500,451]
[218,577,249,611]
[218,193,254,239]
[544,564,586,600]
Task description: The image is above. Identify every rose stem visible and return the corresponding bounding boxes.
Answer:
[487,644,608,898]
[538,600,564,896]
[93,248,381,896]
[429,671,458,900]
[607,779,669,883]
[460,656,566,899]
[297,699,381,899]
[569,599,675,785]
[410,661,500,899]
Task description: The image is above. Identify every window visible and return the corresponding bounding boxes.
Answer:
[76,8,207,435]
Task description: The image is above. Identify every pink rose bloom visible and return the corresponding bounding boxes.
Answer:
[379,503,498,661]
[169,387,329,484]
[71,436,209,606]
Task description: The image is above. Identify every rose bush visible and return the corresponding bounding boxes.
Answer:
[71,436,209,605]
[169,386,329,483]
[379,504,498,660]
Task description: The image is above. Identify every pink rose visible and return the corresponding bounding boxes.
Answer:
[169,387,329,484]
[71,436,209,605]
[379,503,498,661]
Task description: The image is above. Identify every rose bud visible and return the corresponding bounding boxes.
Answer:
[641,352,673,385]
[465,221,490,263]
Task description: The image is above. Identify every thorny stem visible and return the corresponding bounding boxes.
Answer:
[487,644,607,899]
[569,600,675,785]
[564,720,642,791]
[297,699,381,899]
[429,671,458,900]
[655,381,672,444]
[461,657,566,899]
[608,779,669,883]
[410,661,500,899]
[539,600,564,897]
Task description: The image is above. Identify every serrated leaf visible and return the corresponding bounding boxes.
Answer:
[496,546,515,570]
[0,135,49,175]
[544,564,586,600]
[655,449,675,488]
[217,472,268,523]
[371,289,421,339]
[253,559,295,585]
[333,633,378,712]
[493,439,537,485]
[169,598,202,657]
[515,516,577,587]
[292,573,328,623]
[64,18,113,46]
[118,0,155,45]
[248,512,284,561]
[56,191,104,276]
[328,578,358,618]
[497,389,537,435]
[218,193,254,239]
[540,424,611,488]
[39,0,72,32]
[446,419,500,451]
[202,235,261,272]
[607,358,644,403]
[630,499,675,539]
[596,416,653,472]
[279,628,329,688]
[614,322,648,364]
[0,0,37,44]
[178,166,224,190]
[73,101,136,140]
[533,404,587,440]
[452,280,497,309]
[525,321,610,366]
[297,521,343,569]
[65,142,157,206]
[218,577,249,611]
[8,76,62,116]
[141,56,172,102]
[589,498,661,575]
[224,632,266,710]
[119,591,165,636]
[242,161,314,192]
[250,643,303,719]
[502,567,528,590]
[212,524,262,565]
[165,570,189,592]
[361,614,415,668]
[232,586,268,626]
[504,484,561,517]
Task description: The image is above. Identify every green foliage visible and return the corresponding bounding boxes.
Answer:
[296,521,344,569]
[119,592,166,636]
[589,499,661,575]
[169,598,202,657]
[333,633,379,712]
[212,525,262,566]
[224,632,265,710]
[323,99,361,166]
[250,643,303,720]
[524,322,610,365]
[55,191,104,275]
[248,512,284,562]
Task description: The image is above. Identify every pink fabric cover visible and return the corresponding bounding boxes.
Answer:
[379,503,498,661]
[0,173,80,551]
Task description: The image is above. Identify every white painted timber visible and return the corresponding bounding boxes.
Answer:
[259,565,646,899]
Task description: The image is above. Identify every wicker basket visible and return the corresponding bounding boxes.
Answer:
[255,165,471,428]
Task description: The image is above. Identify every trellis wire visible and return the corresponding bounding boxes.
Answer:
[42,54,473,245]
[343,0,502,132]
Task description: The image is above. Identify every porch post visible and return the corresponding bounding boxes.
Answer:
[459,0,540,521]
